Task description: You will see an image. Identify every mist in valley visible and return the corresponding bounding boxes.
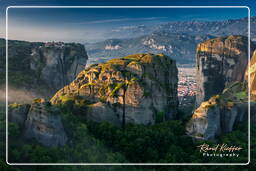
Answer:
[0,86,48,107]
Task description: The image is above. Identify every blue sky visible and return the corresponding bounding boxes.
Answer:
[0,0,255,42]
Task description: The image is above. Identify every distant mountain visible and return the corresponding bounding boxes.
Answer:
[86,32,214,64]
[86,17,255,64]
[155,17,255,38]
[108,24,156,39]
[107,17,256,40]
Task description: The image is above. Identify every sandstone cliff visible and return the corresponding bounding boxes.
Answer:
[9,98,67,146]
[51,53,178,125]
[0,39,88,102]
[195,35,253,106]
[245,50,256,97]
[30,42,88,90]
[186,82,252,140]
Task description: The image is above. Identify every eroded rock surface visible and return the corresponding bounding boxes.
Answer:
[9,104,30,126]
[24,98,67,146]
[245,50,256,97]
[30,42,88,90]
[51,53,178,125]
[186,82,251,140]
[195,35,253,106]
[8,99,67,146]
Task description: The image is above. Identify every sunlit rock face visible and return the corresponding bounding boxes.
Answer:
[51,53,178,125]
[245,50,256,97]
[187,36,256,141]
[187,82,252,140]
[30,42,88,90]
[195,35,253,107]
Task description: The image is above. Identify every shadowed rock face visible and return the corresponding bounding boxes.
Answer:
[195,35,253,107]
[8,99,67,146]
[51,53,178,125]
[24,99,67,146]
[9,104,30,126]
[0,39,88,101]
[30,42,88,90]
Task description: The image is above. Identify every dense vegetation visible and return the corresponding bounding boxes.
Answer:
[7,108,126,164]
[85,120,251,164]
[0,39,254,169]
[0,101,254,170]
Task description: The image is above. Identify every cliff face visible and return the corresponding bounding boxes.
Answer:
[186,36,256,141]
[9,99,67,146]
[0,39,88,101]
[186,82,252,140]
[9,104,30,126]
[245,50,256,97]
[51,53,178,125]
[30,42,88,90]
[195,35,252,106]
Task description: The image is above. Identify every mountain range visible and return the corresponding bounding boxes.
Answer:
[85,17,255,64]
[107,17,255,40]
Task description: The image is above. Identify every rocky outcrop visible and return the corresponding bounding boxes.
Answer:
[245,50,256,97]
[24,99,67,146]
[30,42,88,90]
[195,36,253,106]
[0,39,88,101]
[9,104,30,126]
[51,53,178,125]
[86,102,121,125]
[8,99,67,146]
[186,82,251,140]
